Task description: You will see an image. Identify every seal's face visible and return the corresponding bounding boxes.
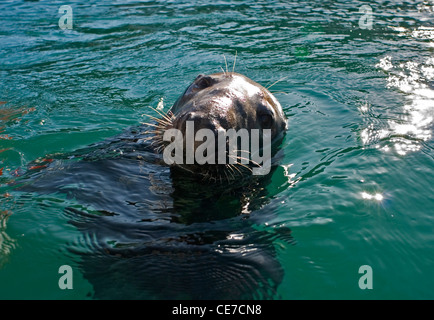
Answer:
[151,72,287,182]
[171,72,287,140]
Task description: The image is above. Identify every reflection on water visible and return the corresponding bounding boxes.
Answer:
[0,209,16,269]
[361,191,384,201]
[417,1,434,14]
[362,26,434,155]
[282,163,300,188]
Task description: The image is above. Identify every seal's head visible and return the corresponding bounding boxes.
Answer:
[150,72,287,183]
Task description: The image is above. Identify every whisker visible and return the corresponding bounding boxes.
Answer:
[232,50,237,73]
[222,168,230,183]
[238,155,261,167]
[156,145,165,153]
[140,137,154,144]
[223,55,228,74]
[235,162,253,173]
[141,122,163,128]
[227,152,260,167]
[145,106,175,126]
[146,114,172,126]
[228,154,250,163]
[266,76,288,90]
[230,149,252,155]
[269,91,289,95]
[227,155,253,173]
[231,164,243,177]
[225,164,236,180]
[147,105,170,119]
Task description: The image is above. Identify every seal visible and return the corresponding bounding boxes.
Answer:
[14,72,292,299]
[149,72,287,182]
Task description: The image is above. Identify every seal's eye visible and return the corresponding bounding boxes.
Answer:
[259,113,273,129]
[195,75,214,89]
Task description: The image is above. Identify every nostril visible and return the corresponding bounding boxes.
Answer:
[259,114,273,129]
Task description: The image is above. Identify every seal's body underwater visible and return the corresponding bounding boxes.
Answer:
[149,72,287,182]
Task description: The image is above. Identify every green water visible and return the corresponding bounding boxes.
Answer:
[1,0,433,299]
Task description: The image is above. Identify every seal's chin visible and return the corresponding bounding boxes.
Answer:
[171,162,253,184]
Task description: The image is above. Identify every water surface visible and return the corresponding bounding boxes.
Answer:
[0,0,433,299]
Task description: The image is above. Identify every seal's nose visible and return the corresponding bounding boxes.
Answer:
[184,112,219,133]
[170,111,223,165]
